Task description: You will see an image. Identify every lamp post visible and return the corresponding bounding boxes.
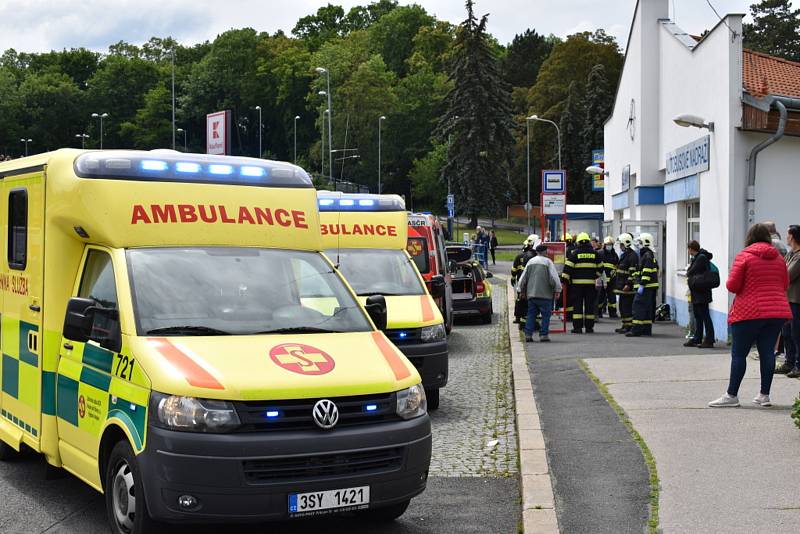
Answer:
[293,115,300,164]
[171,47,176,150]
[91,112,109,149]
[75,133,89,149]
[20,138,32,156]
[177,128,187,152]
[315,67,333,181]
[254,105,262,158]
[378,115,386,194]
[673,113,714,132]
[525,116,534,235]
[321,109,329,181]
[530,114,562,170]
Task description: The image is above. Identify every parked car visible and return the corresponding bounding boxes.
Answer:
[446,245,494,324]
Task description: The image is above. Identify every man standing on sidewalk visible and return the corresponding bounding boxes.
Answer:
[517,244,562,342]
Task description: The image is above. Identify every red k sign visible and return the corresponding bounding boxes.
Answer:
[206,110,231,155]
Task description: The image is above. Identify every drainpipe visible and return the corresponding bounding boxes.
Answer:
[745,95,800,224]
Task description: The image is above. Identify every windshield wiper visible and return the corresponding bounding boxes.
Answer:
[357,291,402,296]
[253,327,342,335]
[145,326,232,336]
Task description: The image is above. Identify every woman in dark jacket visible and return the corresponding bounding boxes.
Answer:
[685,240,715,348]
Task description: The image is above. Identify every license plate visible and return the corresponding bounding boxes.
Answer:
[288,486,370,517]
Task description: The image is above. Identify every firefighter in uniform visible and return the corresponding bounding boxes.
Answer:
[614,233,638,333]
[562,232,601,333]
[599,236,619,318]
[627,232,659,337]
[562,233,575,320]
[511,238,537,326]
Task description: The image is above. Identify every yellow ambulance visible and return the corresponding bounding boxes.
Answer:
[0,150,431,533]
[317,192,448,410]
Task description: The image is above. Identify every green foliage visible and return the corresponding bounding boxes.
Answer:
[502,29,558,88]
[559,81,585,203]
[439,0,515,226]
[409,142,447,211]
[743,0,800,62]
[793,396,800,429]
[367,5,435,77]
[120,83,172,148]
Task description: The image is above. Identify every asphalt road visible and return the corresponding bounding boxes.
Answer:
[0,279,520,534]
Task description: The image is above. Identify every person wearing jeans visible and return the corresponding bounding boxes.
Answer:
[516,244,562,342]
[776,225,800,377]
[709,224,792,408]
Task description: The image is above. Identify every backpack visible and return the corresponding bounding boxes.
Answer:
[690,256,721,290]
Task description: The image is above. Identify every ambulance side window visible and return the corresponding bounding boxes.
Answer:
[8,189,27,270]
[78,251,121,350]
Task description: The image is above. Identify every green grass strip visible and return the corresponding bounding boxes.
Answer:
[578,359,660,534]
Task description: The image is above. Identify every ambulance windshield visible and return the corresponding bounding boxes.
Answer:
[127,248,372,335]
[326,248,426,296]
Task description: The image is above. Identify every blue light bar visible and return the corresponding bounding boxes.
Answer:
[398,331,408,339]
[359,199,375,206]
[141,160,168,171]
[318,198,335,207]
[265,410,280,418]
[317,192,405,212]
[175,162,201,173]
[209,164,234,175]
[241,166,266,177]
[340,199,355,206]
[365,404,378,412]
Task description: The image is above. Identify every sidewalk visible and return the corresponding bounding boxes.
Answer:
[586,340,800,533]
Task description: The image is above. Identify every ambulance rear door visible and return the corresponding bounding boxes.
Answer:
[0,169,45,449]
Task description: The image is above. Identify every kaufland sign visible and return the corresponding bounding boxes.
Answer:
[206,110,231,155]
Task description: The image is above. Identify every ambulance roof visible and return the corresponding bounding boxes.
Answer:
[317,191,405,212]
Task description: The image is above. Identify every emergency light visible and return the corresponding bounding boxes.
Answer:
[74,151,313,188]
[317,191,406,212]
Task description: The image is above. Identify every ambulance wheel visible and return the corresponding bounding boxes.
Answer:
[426,388,440,410]
[363,499,410,522]
[105,440,159,534]
[0,440,19,461]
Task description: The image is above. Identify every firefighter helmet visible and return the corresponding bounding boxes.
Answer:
[618,233,634,248]
[564,233,573,242]
[638,232,654,247]
[603,236,615,245]
[576,232,591,244]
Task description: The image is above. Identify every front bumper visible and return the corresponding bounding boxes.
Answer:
[138,416,432,523]
[395,340,448,389]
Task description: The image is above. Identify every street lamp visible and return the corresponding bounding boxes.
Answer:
[177,128,187,152]
[171,47,176,150]
[673,113,714,132]
[91,112,109,149]
[20,138,32,156]
[525,116,534,235]
[316,67,333,180]
[321,109,329,180]
[586,165,609,176]
[529,114,562,170]
[378,115,386,194]
[254,105,262,158]
[75,133,89,149]
[293,115,300,164]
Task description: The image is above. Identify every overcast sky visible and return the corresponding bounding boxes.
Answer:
[0,0,755,54]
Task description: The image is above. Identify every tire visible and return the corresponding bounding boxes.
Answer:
[426,388,440,411]
[0,440,19,461]
[445,309,453,335]
[363,499,411,522]
[481,306,493,324]
[104,440,160,534]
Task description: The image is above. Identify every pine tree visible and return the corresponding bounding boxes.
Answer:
[559,81,585,203]
[437,0,515,227]
[743,0,800,62]
[581,64,611,203]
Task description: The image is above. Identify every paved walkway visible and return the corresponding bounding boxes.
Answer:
[587,351,800,533]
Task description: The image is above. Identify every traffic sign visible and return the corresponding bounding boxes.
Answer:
[446,193,455,218]
[542,193,566,215]
[542,170,566,193]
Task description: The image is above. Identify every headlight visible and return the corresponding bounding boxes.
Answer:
[151,392,240,433]
[420,323,445,343]
[396,384,427,420]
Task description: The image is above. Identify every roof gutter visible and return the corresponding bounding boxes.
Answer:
[745,94,800,224]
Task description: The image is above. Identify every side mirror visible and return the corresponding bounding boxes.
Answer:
[365,295,388,331]
[430,275,446,299]
[63,297,95,343]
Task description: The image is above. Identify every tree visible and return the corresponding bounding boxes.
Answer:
[581,64,611,203]
[292,4,348,51]
[409,142,447,212]
[367,5,435,77]
[559,81,586,203]
[438,0,516,227]
[120,83,172,148]
[743,0,800,62]
[502,29,557,88]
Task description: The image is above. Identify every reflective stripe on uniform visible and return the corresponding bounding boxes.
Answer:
[632,319,653,325]
[571,279,596,285]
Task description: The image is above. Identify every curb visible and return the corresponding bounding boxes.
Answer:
[507,284,560,533]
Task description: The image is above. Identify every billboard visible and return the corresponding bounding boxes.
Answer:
[206,110,232,155]
[591,149,604,191]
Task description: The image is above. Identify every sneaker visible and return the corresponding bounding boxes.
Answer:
[775,362,793,374]
[524,335,533,343]
[787,367,800,379]
[539,336,551,342]
[708,394,740,407]
[752,394,772,407]
[749,350,760,361]
[685,332,693,339]
[683,340,699,347]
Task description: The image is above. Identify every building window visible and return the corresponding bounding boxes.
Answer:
[8,189,28,270]
[686,201,700,263]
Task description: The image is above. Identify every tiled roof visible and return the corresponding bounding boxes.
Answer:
[743,48,800,99]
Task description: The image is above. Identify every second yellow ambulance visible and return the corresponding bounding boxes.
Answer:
[317,192,448,409]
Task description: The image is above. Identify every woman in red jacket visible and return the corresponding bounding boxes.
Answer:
[709,223,792,408]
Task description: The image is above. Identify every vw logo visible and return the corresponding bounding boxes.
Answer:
[312,399,339,430]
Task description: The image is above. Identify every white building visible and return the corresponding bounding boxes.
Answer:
[603,0,800,341]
